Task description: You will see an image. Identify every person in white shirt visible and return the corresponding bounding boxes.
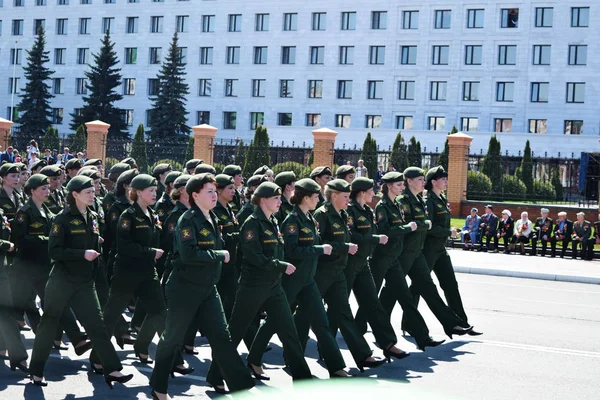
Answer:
[513,211,533,255]
[356,159,368,178]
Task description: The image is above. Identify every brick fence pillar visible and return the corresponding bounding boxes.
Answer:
[85,120,110,163]
[312,128,337,169]
[447,132,473,217]
[0,118,13,152]
[192,124,217,165]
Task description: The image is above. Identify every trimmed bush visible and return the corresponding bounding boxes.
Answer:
[272,162,311,179]
[501,174,527,200]
[213,163,225,175]
[150,159,184,174]
[104,157,120,176]
[467,171,492,200]
[532,179,556,200]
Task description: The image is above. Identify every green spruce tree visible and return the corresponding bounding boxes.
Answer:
[235,139,246,168]
[70,125,87,153]
[70,31,127,137]
[42,126,60,151]
[407,136,422,167]
[130,124,149,173]
[243,126,271,176]
[519,140,534,195]
[438,126,457,171]
[184,136,195,163]
[149,32,190,138]
[390,132,408,171]
[482,135,502,193]
[17,26,54,135]
[360,132,378,178]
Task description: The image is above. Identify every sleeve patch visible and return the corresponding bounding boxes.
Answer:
[15,212,26,223]
[377,211,385,221]
[286,224,298,234]
[168,222,176,233]
[180,227,193,241]
[244,230,257,242]
[111,211,119,221]
[51,223,61,236]
[120,218,131,230]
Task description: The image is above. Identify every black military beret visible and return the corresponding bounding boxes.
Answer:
[382,171,404,183]
[109,162,131,175]
[165,171,183,186]
[254,165,270,176]
[295,178,321,194]
[215,174,235,188]
[194,163,217,175]
[352,177,374,192]
[15,162,26,172]
[24,174,49,191]
[152,163,172,177]
[425,166,448,190]
[65,158,83,170]
[274,171,296,188]
[121,157,137,168]
[246,174,268,188]
[84,158,102,167]
[30,159,47,171]
[326,179,351,193]
[254,182,282,198]
[310,166,332,179]
[403,167,425,180]
[336,165,356,178]
[186,173,216,196]
[116,169,139,186]
[66,175,94,193]
[173,174,192,189]
[0,163,20,176]
[131,174,158,190]
[185,159,203,171]
[222,164,242,176]
[39,165,63,177]
[78,168,101,180]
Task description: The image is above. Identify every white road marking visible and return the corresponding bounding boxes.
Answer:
[457,276,600,294]
[508,298,600,309]
[473,340,600,359]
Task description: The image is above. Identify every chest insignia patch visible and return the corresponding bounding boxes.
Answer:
[30,222,43,229]
[2,204,13,209]
[264,229,273,236]
[333,223,341,229]
[157,209,164,216]
[415,207,421,212]
[200,228,211,237]
[220,214,228,220]
[136,217,145,222]
[287,224,297,234]
[358,216,367,222]
[437,203,443,209]
[301,227,312,234]
[70,219,82,226]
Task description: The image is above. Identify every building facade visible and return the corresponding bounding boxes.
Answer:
[0,0,598,144]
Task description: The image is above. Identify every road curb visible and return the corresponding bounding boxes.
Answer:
[453,265,600,285]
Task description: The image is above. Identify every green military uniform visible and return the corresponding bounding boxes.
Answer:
[247,179,346,374]
[160,201,189,288]
[184,159,203,174]
[310,166,332,210]
[152,163,172,200]
[150,175,255,394]
[154,171,181,223]
[29,176,123,379]
[274,171,296,226]
[207,183,312,386]
[572,218,592,259]
[222,165,243,214]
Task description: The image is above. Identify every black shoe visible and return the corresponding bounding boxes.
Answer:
[418,338,446,351]
[207,382,229,395]
[105,373,134,389]
[116,336,136,350]
[248,363,270,381]
[356,357,386,372]
[19,325,31,332]
[447,325,474,339]
[135,351,153,364]
[90,362,104,375]
[170,365,194,378]
[52,342,68,351]
[10,361,29,373]
[74,341,93,356]
[330,371,354,378]
[0,353,8,360]
[468,328,483,336]
[383,347,410,362]
[183,347,198,355]
[30,375,48,387]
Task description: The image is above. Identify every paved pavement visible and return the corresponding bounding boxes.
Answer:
[2,272,599,399]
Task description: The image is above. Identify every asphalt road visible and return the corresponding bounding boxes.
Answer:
[1,273,599,399]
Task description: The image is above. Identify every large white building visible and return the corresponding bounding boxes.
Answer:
[0,0,598,154]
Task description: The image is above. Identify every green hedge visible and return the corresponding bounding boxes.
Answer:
[272,162,311,179]
[501,174,527,201]
[467,171,492,200]
[532,179,556,200]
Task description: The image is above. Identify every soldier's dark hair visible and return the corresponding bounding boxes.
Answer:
[129,190,138,202]
[349,188,363,200]
[108,171,120,183]
[290,187,313,205]
[170,187,182,201]
[250,194,262,206]
[381,184,390,195]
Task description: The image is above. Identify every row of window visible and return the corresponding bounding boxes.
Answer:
[0,7,592,35]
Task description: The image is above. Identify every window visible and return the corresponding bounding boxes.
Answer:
[369,46,385,65]
[225,79,238,97]
[341,12,356,30]
[498,45,517,65]
[34,19,45,35]
[76,78,87,94]
[77,48,89,64]
[8,78,20,94]
[150,16,163,33]
[177,47,187,64]
[250,112,264,130]
[465,45,482,65]
[228,14,241,32]
[365,115,382,129]
[434,10,451,29]
[467,9,484,28]
[432,45,449,65]
[308,80,323,99]
[566,82,585,103]
[501,9,519,28]
[280,79,293,98]
[568,45,587,65]
[58,0,68,4]
[400,46,417,65]
[197,111,210,125]
[147,78,159,96]
[283,13,297,31]
[531,82,549,103]
[149,47,161,64]
[312,12,326,31]
[571,7,589,27]
[200,47,213,65]
[371,11,387,29]
[310,46,325,64]
[461,117,478,132]
[335,114,351,128]
[198,79,211,96]
[398,80,415,100]
[430,81,447,100]
[495,118,512,132]
[10,49,22,65]
[102,17,114,34]
[255,13,269,31]
[123,78,136,95]
[339,46,354,65]
[565,120,583,135]
[80,0,91,4]
[14,0,23,5]
[281,46,296,64]
[125,48,137,64]
[367,80,383,99]
[254,47,268,64]
[337,80,352,99]
[176,16,189,33]
[496,82,514,102]
[529,119,547,134]
[79,18,90,35]
[7,106,20,122]
[54,48,65,65]
[128,0,138,3]
[306,114,321,127]
[105,0,115,3]
[122,110,133,126]
[403,11,418,29]
[126,17,138,33]
[463,81,479,101]
[56,19,67,35]
[278,113,292,126]
[395,116,413,130]
[202,15,215,32]
[227,47,240,64]
[223,111,237,129]
[535,7,553,27]
[12,19,24,35]
[429,117,446,131]
[52,108,64,124]
[533,45,551,65]
[252,79,266,97]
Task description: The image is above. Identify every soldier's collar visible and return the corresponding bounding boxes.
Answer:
[254,206,271,222]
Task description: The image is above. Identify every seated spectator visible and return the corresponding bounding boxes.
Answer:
[571,212,592,260]
[493,209,514,254]
[461,208,481,250]
[586,212,600,261]
[531,208,553,257]
[513,211,533,255]
[550,211,573,258]
[478,204,498,252]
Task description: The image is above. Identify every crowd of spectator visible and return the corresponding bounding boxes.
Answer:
[0,141,88,172]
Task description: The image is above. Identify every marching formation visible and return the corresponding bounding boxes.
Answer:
[0,157,483,399]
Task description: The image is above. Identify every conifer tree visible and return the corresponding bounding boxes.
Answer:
[243,126,271,175]
[235,139,246,167]
[519,140,534,195]
[184,136,194,163]
[130,124,149,172]
[407,136,422,167]
[360,132,377,177]
[42,126,60,151]
[70,125,87,153]
[390,132,408,172]
[438,125,457,171]
[482,135,502,193]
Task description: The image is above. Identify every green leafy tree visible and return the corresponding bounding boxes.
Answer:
[70,31,128,137]
[439,125,458,171]
[234,139,246,167]
[130,124,149,173]
[184,136,194,162]
[482,135,502,193]
[360,132,378,178]
[17,26,54,135]
[42,126,60,152]
[243,126,271,176]
[390,132,407,172]
[407,136,422,168]
[70,125,87,153]
[518,140,534,195]
[307,149,314,166]
[149,32,190,138]
[551,166,564,201]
